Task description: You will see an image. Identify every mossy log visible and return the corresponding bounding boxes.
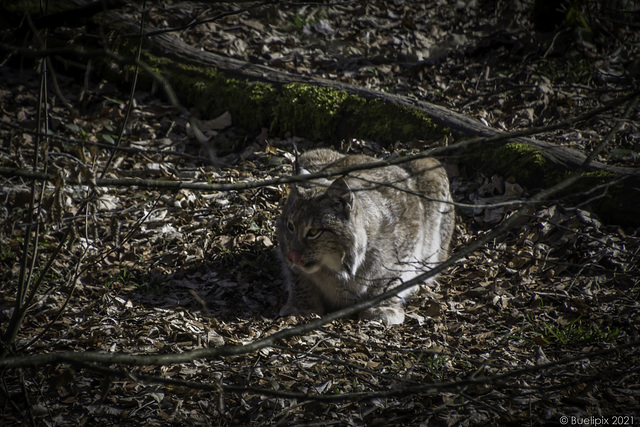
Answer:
[5,1,640,226]
[116,16,639,226]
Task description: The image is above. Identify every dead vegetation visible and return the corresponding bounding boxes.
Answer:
[1,0,639,425]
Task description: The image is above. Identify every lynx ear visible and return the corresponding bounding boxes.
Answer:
[293,143,308,175]
[327,177,353,212]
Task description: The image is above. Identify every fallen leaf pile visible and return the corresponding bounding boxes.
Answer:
[1,1,639,425]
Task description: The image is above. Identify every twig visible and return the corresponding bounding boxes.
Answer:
[61,340,640,402]
[30,0,128,30]
[0,120,208,164]
[1,87,638,193]
[3,12,53,352]
[100,1,147,179]
[1,3,159,354]
[136,0,275,39]
[0,163,598,370]
[584,94,640,166]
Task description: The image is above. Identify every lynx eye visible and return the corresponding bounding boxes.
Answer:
[306,228,322,239]
[286,221,295,233]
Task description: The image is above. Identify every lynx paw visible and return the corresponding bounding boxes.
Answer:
[279,304,301,317]
[360,307,405,325]
[279,304,320,317]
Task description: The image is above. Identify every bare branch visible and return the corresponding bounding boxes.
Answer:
[0,162,591,370]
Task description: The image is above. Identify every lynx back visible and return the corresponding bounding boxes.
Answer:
[276,148,454,325]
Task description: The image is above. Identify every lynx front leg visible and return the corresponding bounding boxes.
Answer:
[279,272,325,317]
[359,281,413,325]
[359,295,406,325]
[360,306,405,325]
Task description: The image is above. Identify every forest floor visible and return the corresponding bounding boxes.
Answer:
[1,0,640,425]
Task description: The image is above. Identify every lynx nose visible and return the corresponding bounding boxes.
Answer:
[286,251,306,266]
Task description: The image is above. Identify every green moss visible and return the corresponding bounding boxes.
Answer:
[129,53,278,131]
[576,170,615,182]
[571,171,640,226]
[471,142,622,194]
[345,97,441,143]
[467,140,631,223]
[100,45,444,144]
[272,84,441,142]
[552,169,617,195]
[478,142,549,184]
[563,170,621,208]
[272,84,351,140]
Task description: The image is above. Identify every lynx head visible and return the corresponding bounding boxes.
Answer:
[277,177,365,279]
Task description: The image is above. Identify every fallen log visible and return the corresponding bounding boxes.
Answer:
[119,16,640,226]
[3,0,639,225]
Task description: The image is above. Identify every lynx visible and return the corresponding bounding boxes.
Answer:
[276,148,454,325]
